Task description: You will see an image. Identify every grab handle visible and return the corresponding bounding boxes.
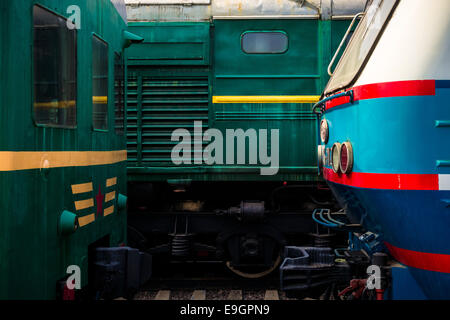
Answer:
[312,90,354,115]
[327,12,365,76]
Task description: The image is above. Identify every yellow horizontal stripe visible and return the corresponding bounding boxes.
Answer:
[71,182,93,194]
[106,177,117,187]
[212,95,321,104]
[75,198,94,211]
[104,205,114,216]
[34,96,107,109]
[78,213,95,227]
[0,150,127,172]
[105,191,116,202]
[34,100,76,109]
[93,96,108,104]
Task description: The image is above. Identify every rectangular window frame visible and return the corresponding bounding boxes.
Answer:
[32,4,78,129]
[324,0,400,95]
[91,33,110,132]
[241,30,289,55]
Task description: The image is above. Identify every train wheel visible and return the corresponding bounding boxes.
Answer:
[218,226,286,279]
[225,254,281,279]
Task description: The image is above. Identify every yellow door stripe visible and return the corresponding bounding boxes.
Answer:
[74,198,94,211]
[78,213,95,227]
[105,191,116,202]
[106,177,117,187]
[93,96,108,104]
[0,150,127,172]
[71,182,93,194]
[104,205,114,216]
[212,95,321,104]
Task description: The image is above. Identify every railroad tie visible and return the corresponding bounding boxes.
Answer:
[191,290,206,300]
[155,290,171,300]
[264,290,279,300]
[227,290,242,300]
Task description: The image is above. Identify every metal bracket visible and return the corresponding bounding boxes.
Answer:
[312,90,354,115]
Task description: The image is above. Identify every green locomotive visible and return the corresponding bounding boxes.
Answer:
[0,0,148,299]
[124,0,367,276]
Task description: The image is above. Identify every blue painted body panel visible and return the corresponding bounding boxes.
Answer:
[387,265,427,300]
[322,85,450,299]
[322,87,450,175]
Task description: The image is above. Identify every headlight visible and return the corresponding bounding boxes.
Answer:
[340,141,353,174]
[320,119,329,144]
[317,145,325,168]
[331,142,341,173]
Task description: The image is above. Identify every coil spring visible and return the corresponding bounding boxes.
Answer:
[171,234,192,257]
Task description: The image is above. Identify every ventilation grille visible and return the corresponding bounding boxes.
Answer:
[127,70,209,166]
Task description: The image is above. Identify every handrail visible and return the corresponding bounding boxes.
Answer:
[312,90,354,115]
[327,12,365,77]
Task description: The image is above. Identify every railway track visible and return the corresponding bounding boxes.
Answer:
[132,260,297,301]
[133,289,294,301]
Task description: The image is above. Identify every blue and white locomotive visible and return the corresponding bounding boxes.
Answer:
[316,0,450,299]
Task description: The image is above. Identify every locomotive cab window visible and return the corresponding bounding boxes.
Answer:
[241,31,288,54]
[114,52,125,134]
[92,35,109,131]
[324,0,399,94]
[33,5,77,128]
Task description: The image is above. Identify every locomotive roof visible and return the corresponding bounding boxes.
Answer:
[124,0,368,22]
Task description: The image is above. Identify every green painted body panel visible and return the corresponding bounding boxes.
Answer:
[0,0,128,299]
[126,19,352,182]
[213,19,320,94]
[127,22,210,66]
[212,19,320,182]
